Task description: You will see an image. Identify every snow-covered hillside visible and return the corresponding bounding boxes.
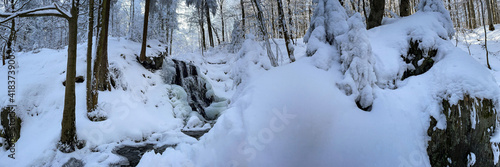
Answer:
[135,12,500,166]
[1,8,500,167]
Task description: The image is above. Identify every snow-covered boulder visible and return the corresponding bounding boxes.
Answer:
[0,107,21,150]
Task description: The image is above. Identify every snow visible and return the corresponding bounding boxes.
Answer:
[337,13,376,109]
[304,0,348,57]
[468,152,476,166]
[417,0,455,38]
[136,13,500,167]
[2,5,500,167]
[0,37,189,166]
[369,12,454,89]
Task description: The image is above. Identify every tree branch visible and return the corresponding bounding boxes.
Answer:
[0,4,70,24]
[15,0,32,12]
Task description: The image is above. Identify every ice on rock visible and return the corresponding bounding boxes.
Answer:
[162,58,223,120]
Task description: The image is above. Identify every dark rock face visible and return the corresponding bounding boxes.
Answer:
[181,129,211,140]
[427,95,496,166]
[62,158,84,167]
[164,59,215,119]
[113,144,175,167]
[1,107,21,150]
[401,40,437,80]
[137,52,166,71]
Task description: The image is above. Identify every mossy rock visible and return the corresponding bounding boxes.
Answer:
[427,95,496,166]
[1,107,22,150]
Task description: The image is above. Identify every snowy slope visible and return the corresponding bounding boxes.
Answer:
[455,25,500,87]
[0,37,199,166]
[137,13,500,167]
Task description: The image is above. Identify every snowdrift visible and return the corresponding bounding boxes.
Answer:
[138,11,500,167]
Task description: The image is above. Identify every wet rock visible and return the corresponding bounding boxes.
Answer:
[401,40,437,80]
[163,58,216,119]
[181,129,211,140]
[137,52,166,71]
[113,144,176,167]
[62,157,84,167]
[427,95,496,166]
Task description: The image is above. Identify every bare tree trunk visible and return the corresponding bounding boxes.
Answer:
[367,0,385,29]
[252,0,278,67]
[308,1,312,27]
[87,0,95,113]
[91,0,112,115]
[271,1,276,38]
[199,7,206,50]
[219,0,225,42]
[468,0,477,29]
[493,0,500,23]
[241,0,245,38]
[447,0,452,23]
[129,0,134,39]
[277,0,295,62]
[205,0,215,47]
[169,28,173,55]
[480,0,492,69]
[464,2,471,28]
[60,0,80,153]
[485,0,495,30]
[213,26,221,45]
[286,0,294,44]
[362,0,368,23]
[96,0,111,92]
[455,0,461,28]
[110,2,114,37]
[400,0,410,16]
[139,0,150,62]
[294,0,299,38]
[5,0,15,66]
[96,0,102,38]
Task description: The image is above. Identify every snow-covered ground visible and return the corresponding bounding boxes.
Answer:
[0,38,201,166]
[454,25,500,86]
[136,13,500,166]
[1,12,500,167]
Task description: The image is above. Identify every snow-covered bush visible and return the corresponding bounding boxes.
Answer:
[417,0,454,39]
[231,34,271,88]
[303,0,348,56]
[337,13,377,110]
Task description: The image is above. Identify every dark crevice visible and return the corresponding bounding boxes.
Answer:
[401,40,438,80]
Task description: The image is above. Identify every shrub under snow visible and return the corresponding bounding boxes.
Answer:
[303,0,348,57]
[417,0,455,39]
[337,13,377,110]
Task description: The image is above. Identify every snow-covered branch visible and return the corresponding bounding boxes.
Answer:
[0,4,70,24]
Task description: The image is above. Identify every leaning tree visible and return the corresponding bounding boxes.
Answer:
[0,0,82,153]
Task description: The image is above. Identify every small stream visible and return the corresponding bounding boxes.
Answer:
[112,144,176,167]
